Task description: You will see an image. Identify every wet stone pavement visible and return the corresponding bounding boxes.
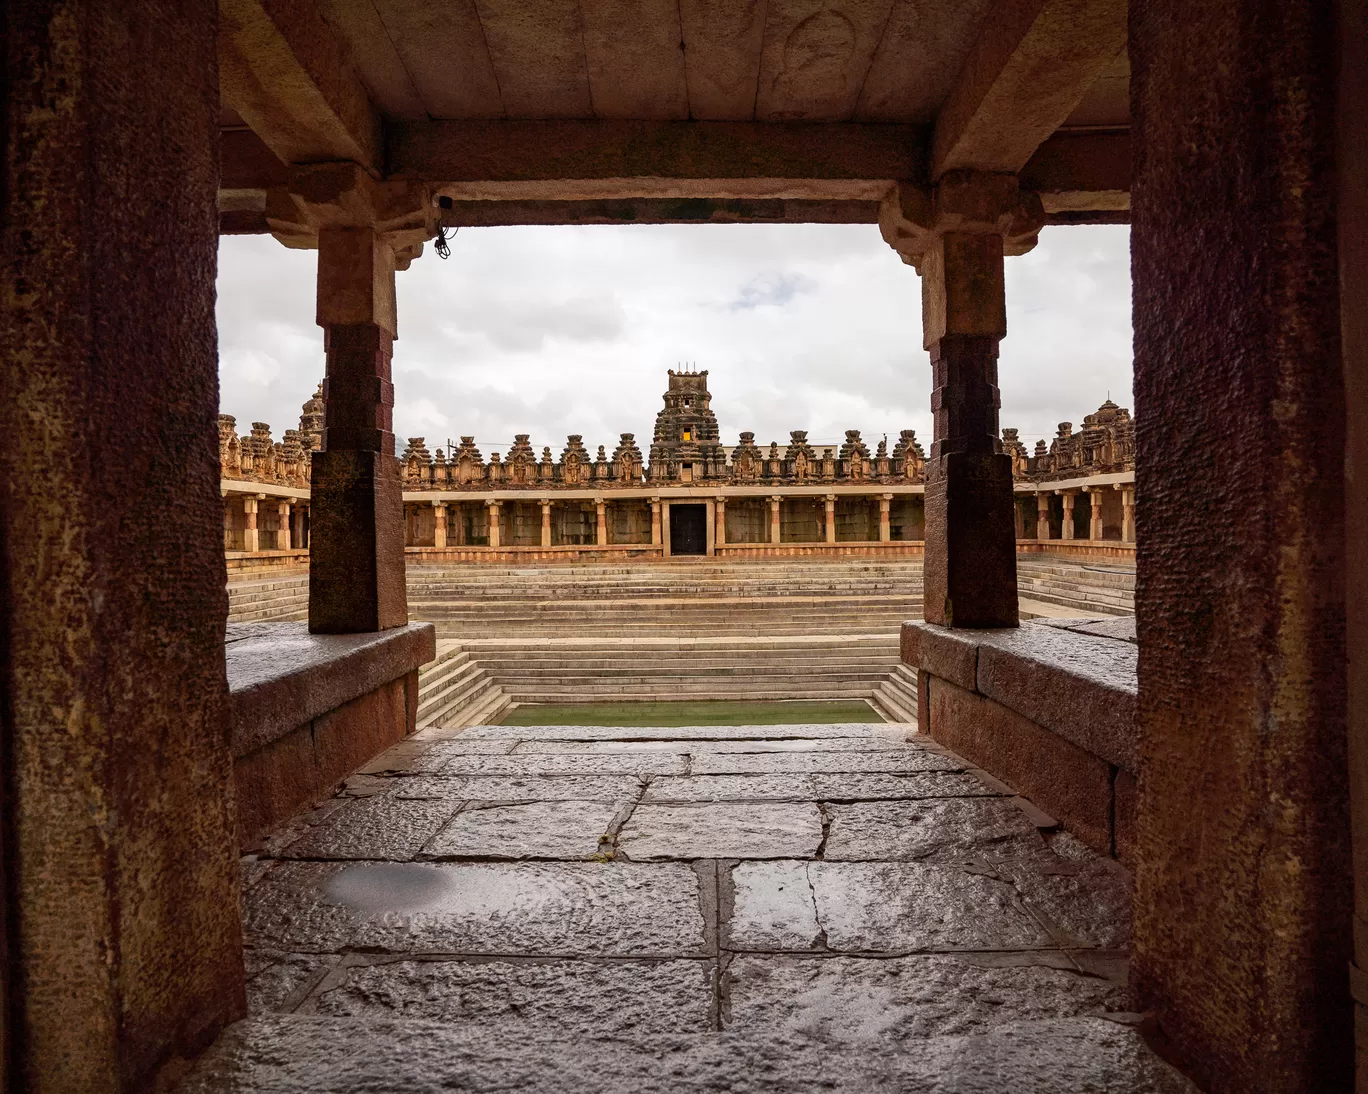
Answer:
[183,722,1198,1093]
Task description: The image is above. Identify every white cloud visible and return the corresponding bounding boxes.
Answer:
[216,223,1131,456]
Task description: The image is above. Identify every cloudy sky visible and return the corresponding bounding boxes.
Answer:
[216,223,1132,459]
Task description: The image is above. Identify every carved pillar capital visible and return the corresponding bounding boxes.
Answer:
[878,171,1044,274]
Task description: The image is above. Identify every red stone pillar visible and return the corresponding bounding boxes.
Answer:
[243,495,260,553]
[309,227,407,632]
[715,497,727,547]
[825,495,838,544]
[486,500,502,548]
[881,174,1041,628]
[1036,492,1050,540]
[770,495,783,544]
[1060,490,1076,541]
[540,500,553,548]
[1121,485,1135,543]
[650,498,662,547]
[278,499,292,551]
[879,495,892,542]
[596,499,608,546]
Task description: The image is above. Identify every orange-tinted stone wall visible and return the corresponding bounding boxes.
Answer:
[1130,0,1350,1088]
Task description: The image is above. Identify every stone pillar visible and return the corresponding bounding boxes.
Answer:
[662,501,672,556]
[432,501,447,549]
[650,498,662,547]
[879,494,892,542]
[1060,491,1076,541]
[1130,0,1349,1087]
[715,497,727,547]
[487,500,502,548]
[825,494,837,544]
[880,173,1042,628]
[1121,485,1135,543]
[596,498,608,546]
[540,500,552,548]
[0,3,243,1082]
[243,495,260,553]
[1036,492,1050,540]
[278,499,292,551]
[1088,487,1103,542]
[770,496,783,544]
[309,226,406,632]
[704,499,716,556]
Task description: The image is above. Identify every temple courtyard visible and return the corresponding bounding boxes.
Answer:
[181,711,1192,1092]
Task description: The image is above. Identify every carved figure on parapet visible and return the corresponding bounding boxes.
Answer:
[788,431,815,481]
[732,432,762,481]
[217,414,311,488]
[401,438,432,485]
[560,435,590,485]
[892,430,926,483]
[540,447,555,482]
[452,437,484,485]
[595,446,610,480]
[1001,428,1029,476]
[610,434,644,483]
[1003,400,1137,484]
[506,435,536,486]
[840,430,871,480]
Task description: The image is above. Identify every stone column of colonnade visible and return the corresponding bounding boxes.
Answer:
[1036,493,1050,540]
[1121,485,1135,542]
[650,498,662,546]
[432,501,447,549]
[487,500,502,548]
[879,494,893,541]
[824,495,837,544]
[880,172,1044,626]
[540,500,552,548]
[715,497,727,547]
[770,496,782,544]
[595,499,608,547]
[243,495,260,552]
[1088,486,1104,541]
[1060,490,1076,540]
[278,499,292,550]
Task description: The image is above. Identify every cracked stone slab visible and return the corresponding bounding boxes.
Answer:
[245,950,340,1014]
[822,799,1047,862]
[244,860,706,957]
[431,751,688,777]
[618,803,823,860]
[421,800,625,860]
[459,723,907,742]
[179,1015,1202,1093]
[690,749,960,775]
[275,794,464,861]
[303,957,713,1033]
[727,861,1052,953]
[724,953,1129,1039]
[995,833,1134,950]
[642,771,999,804]
[393,775,644,802]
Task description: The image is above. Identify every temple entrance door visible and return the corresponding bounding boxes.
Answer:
[670,504,707,555]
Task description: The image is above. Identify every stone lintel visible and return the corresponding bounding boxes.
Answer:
[227,621,435,758]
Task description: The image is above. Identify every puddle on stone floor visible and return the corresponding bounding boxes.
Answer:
[321,863,457,915]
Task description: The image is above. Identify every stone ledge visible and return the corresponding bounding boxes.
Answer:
[901,619,1136,771]
[227,622,437,757]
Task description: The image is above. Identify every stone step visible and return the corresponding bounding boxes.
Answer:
[504,686,879,702]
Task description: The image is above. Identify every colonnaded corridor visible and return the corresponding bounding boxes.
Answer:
[183,718,1195,1091]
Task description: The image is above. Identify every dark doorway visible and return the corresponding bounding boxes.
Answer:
[670,504,707,555]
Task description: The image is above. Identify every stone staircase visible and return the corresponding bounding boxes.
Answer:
[1017,556,1135,615]
[414,642,513,730]
[226,573,309,622]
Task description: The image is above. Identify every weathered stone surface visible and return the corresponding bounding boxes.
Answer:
[691,749,957,775]
[245,951,339,1014]
[461,723,903,741]
[900,621,979,689]
[306,957,713,1033]
[180,1015,1201,1092]
[822,799,1046,862]
[726,861,822,950]
[512,737,904,755]
[245,861,706,956]
[394,774,645,801]
[276,794,463,861]
[422,800,624,860]
[433,751,687,777]
[643,771,996,803]
[618,803,823,860]
[725,953,1127,1039]
[997,834,1133,951]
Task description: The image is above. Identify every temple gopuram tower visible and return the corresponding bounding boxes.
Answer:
[648,369,725,482]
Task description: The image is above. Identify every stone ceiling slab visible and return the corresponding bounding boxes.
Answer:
[582,0,689,119]
[368,0,505,118]
[678,0,768,120]
[476,0,594,118]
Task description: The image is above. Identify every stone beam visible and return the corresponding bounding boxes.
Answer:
[219,0,382,170]
[1021,129,1129,216]
[389,120,927,202]
[437,198,883,227]
[931,0,1128,178]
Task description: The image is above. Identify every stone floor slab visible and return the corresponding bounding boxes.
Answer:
[691,749,959,775]
[421,800,624,860]
[728,861,1051,953]
[822,798,1046,862]
[275,794,463,861]
[305,957,713,1034]
[809,772,1001,800]
[512,737,914,755]
[724,953,1127,1040]
[178,1015,1201,1093]
[393,775,645,802]
[618,803,823,860]
[244,860,707,957]
[245,950,339,1014]
[995,834,1134,950]
[642,771,999,803]
[432,751,688,777]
